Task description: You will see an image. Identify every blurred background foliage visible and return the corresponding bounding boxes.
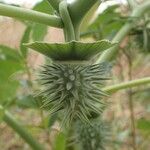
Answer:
[0,0,150,150]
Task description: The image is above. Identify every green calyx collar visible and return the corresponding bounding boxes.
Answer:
[24,40,116,62]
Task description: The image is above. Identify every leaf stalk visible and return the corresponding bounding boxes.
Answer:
[1,106,45,150]
[103,77,150,94]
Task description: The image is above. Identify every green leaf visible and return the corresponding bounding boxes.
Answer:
[0,105,4,123]
[31,0,53,42]
[82,5,125,40]
[137,119,150,133]
[31,23,47,41]
[48,114,58,128]
[20,26,32,57]
[16,95,39,109]
[24,40,116,61]
[33,0,54,14]
[134,27,150,52]
[0,45,21,61]
[53,132,66,150]
[0,45,23,104]
[80,1,101,32]
[90,5,121,29]
[133,88,150,102]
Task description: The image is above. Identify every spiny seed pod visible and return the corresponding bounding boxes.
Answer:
[38,62,110,125]
[25,40,115,125]
[75,119,110,150]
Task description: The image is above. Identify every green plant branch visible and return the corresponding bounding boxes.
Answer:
[103,77,150,94]
[97,1,150,63]
[46,0,99,28]
[0,106,44,150]
[0,0,99,35]
[124,48,137,150]
[0,3,63,28]
[59,1,76,41]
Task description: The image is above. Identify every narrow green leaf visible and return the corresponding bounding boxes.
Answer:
[20,26,32,57]
[31,0,53,42]
[81,5,124,40]
[137,119,150,133]
[0,45,23,104]
[32,23,47,41]
[53,132,66,150]
[0,105,4,123]
[16,95,39,109]
[0,45,21,61]
[47,114,58,128]
[80,1,101,32]
[33,0,54,14]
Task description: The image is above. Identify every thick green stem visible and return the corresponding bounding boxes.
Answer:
[97,1,150,63]
[1,106,44,150]
[0,3,63,28]
[59,1,75,41]
[103,77,150,94]
[0,1,98,39]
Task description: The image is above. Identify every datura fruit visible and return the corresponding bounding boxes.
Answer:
[25,40,115,125]
[75,118,110,150]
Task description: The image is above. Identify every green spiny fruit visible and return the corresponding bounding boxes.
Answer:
[37,62,110,125]
[75,119,110,150]
[25,40,115,125]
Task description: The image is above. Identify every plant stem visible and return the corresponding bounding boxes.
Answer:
[1,106,45,150]
[97,1,150,63]
[128,88,137,150]
[0,3,63,28]
[103,77,150,94]
[0,1,99,37]
[124,48,137,150]
[59,1,76,41]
